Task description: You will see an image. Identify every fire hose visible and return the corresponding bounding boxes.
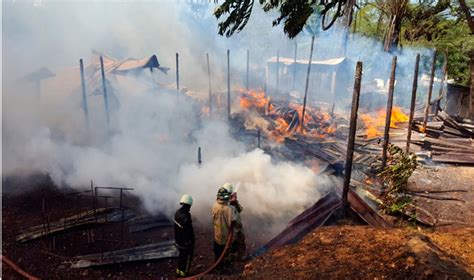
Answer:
[1,255,40,280]
[182,225,234,280]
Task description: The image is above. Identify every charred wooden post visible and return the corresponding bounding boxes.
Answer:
[246,49,250,91]
[227,49,231,119]
[176,53,180,91]
[342,61,363,216]
[301,35,316,131]
[330,102,335,118]
[265,98,271,116]
[276,50,280,94]
[206,53,212,115]
[99,56,110,132]
[198,147,202,165]
[292,42,297,90]
[407,53,420,153]
[79,59,90,133]
[381,56,398,168]
[435,51,448,115]
[423,50,437,131]
[120,189,124,241]
[257,129,261,148]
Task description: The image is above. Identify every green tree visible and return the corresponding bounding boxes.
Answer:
[213,0,351,38]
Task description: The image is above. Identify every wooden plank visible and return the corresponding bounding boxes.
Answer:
[16,208,135,243]
[423,137,474,151]
[432,154,474,164]
[70,241,179,268]
[348,188,391,228]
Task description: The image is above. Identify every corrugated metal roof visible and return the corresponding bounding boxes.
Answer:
[267,56,346,66]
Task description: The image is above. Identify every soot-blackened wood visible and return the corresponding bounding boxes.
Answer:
[342,61,363,216]
[381,56,397,168]
[99,56,110,132]
[423,50,437,131]
[176,53,180,91]
[198,146,202,165]
[79,59,90,133]
[407,53,420,152]
[257,129,261,148]
[301,35,315,132]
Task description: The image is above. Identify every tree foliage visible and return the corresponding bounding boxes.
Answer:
[213,0,351,38]
[213,0,473,85]
[357,0,472,85]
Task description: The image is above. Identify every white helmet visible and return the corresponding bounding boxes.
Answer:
[180,194,193,206]
[222,183,234,194]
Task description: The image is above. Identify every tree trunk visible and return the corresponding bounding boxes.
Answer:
[384,15,403,52]
[458,0,474,34]
[342,0,356,27]
[470,49,474,118]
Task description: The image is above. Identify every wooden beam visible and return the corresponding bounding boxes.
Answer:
[435,51,448,115]
[176,53,180,91]
[79,58,90,134]
[381,56,397,167]
[407,53,420,153]
[301,36,315,131]
[423,50,437,131]
[342,61,363,216]
[99,56,110,132]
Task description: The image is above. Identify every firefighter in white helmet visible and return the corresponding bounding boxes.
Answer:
[174,194,195,277]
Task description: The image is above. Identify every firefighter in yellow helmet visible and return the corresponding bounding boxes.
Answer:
[174,194,195,277]
[222,183,246,260]
[211,183,245,273]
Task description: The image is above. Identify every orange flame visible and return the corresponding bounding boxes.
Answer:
[201,106,210,117]
[239,88,337,142]
[360,106,409,138]
[238,88,269,110]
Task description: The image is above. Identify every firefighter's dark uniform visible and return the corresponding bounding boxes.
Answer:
[174,204,195,277]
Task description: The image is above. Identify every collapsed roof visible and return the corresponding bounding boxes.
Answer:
[89,50,170,76]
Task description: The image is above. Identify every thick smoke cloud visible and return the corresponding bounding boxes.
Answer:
[2,1,332,237]
[3,1,436,237]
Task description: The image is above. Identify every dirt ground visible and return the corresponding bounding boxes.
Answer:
[244,225,474,279]
[407,165,474,227]
[2,165,474,279]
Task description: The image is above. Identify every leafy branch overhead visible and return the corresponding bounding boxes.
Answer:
[214,0,350,38]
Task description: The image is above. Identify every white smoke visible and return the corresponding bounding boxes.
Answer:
[3,75,330,236]
[3,1,437,238]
